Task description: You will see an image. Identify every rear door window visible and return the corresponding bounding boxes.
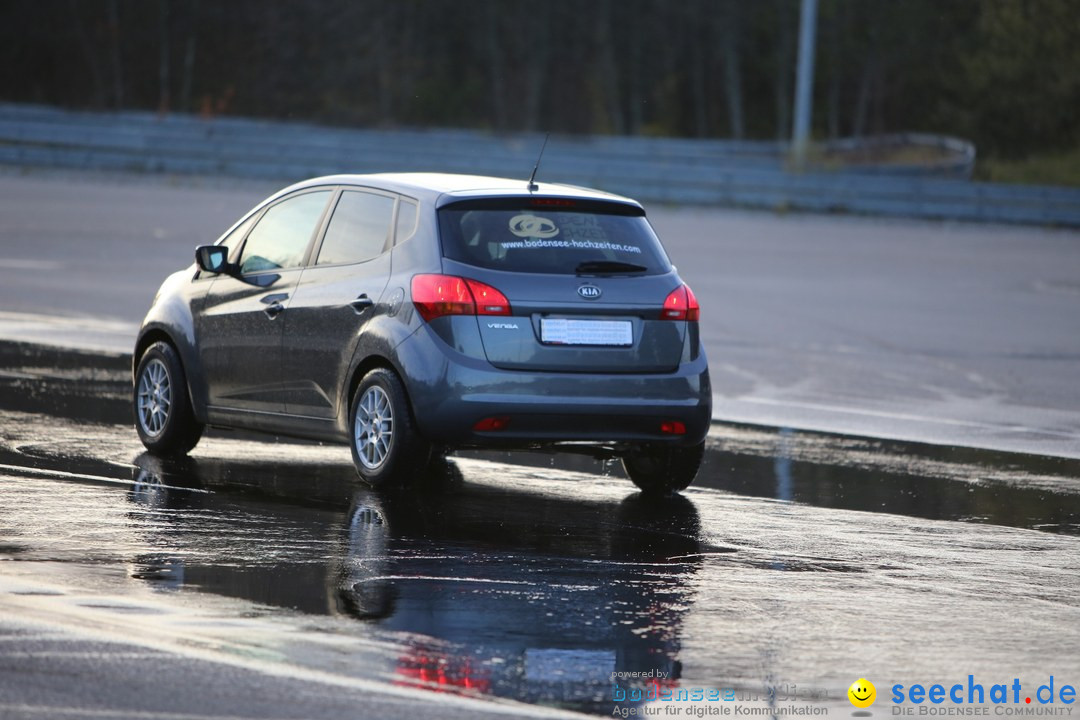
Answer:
[316,190,395,266]
[438,199,672,275]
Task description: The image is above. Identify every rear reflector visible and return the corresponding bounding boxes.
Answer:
[473,416,511,432]
[661,284,700,321]
[660,420,687,435]
[412,274,511,322]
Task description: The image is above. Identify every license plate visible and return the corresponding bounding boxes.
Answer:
[524,648,615,683]
[540,318,633,346]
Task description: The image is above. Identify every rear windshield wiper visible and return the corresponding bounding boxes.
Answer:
[574,260,649,275]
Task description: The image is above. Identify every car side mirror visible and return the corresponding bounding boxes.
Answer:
[195,245,234,275]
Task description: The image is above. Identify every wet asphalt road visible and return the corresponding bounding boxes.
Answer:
[2,342,1080,719]
[2,170,1079,458]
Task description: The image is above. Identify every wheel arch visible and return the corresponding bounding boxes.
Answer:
[133,324,208,422]
[133,328,173,379]
[345,358,432,486]
[342,354,402,428]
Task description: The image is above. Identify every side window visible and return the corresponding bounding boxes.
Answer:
[238,190,331,274]
[218,213,257,257]
[317,190,395,266]
[395,198,418,244]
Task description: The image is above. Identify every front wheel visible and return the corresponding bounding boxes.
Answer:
[133,341,204,455]
[622,440,705,496]
[349,368,430,488]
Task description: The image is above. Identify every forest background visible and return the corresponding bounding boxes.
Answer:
[2,0,1078,184]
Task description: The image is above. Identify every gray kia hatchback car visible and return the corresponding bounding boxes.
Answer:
[133,173,711,494]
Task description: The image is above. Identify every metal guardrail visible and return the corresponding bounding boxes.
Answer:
[1,103,1078,226]
[822,132,976,178]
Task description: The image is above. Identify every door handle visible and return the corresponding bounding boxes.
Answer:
[263,301,285,319]
[260,292,288,320]
[349,294,374,314]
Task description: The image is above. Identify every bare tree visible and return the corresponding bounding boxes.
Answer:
[157,0,170,113]
[106,0,124,108]
[774,0,794,140]
[68,0,106,108]
[720,0,744,139]
[485,4,507,131]
[179,0,199,113]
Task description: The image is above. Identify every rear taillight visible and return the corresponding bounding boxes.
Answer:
[411,274,511,322]
[661,283,700,321]
[464,279,511,316]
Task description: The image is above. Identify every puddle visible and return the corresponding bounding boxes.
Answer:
[2,339,1080,714]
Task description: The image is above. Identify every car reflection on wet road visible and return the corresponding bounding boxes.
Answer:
[125,453,700,712]
[1,341,1080,718]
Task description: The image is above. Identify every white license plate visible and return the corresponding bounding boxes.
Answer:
[524,648,615,683]
[540,318,633,346]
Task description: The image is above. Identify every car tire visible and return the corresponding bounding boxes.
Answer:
[349,368,431,488]
[133,341,204,456]
[622,440,705,496]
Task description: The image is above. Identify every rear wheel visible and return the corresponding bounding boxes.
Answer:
[133,342,204,455]
[622,440,705,496]
[349,368,431,487]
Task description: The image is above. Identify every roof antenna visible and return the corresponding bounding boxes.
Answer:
[527,133,550,192]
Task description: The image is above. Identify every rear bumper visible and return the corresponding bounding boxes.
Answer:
[397,326,712,447]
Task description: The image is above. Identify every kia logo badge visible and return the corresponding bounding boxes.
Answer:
[578,285,602,300]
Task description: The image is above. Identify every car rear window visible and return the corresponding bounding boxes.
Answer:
[438,198,672,275]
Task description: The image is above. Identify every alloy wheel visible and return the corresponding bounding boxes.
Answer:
[136,358,171,437]
[354,385,394,470]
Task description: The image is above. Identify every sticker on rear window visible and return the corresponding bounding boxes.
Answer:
[499,238,643,253]
[509,214,559,239]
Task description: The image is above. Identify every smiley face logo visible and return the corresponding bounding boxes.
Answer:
[848,678,876,708]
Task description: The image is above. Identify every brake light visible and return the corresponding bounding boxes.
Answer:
[464,279,511,316]
[411,274,473,322]
[530,198,576,207]
[411,274,511,322]
[661,284,700,321]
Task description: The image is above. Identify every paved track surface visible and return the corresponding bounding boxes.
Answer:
[1,170,1078,457]
[1,344,1078,717]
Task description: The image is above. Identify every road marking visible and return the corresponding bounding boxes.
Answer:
[0,705,280,720]
[0,651,165,659]
[0,369,38,379]
[356,575,533,585]
[727,396,1080,439]
[0,311,137,354]
[0,258,61,270]
[0,463,210,494]
[0,582,585,720]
